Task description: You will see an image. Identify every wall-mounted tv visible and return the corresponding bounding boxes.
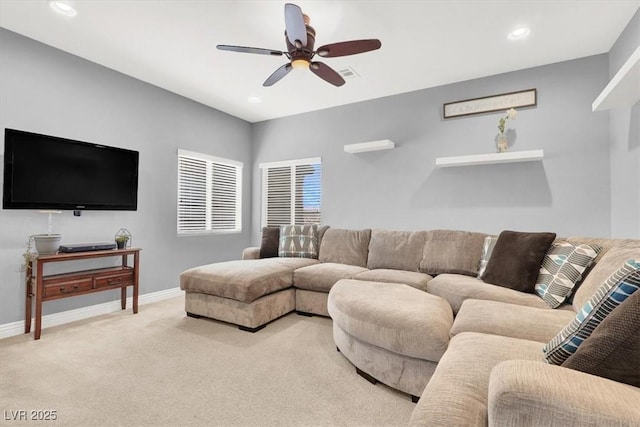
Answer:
[3,129,139,211]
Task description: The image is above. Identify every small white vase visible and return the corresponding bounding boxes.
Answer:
[33,234,62,255]
[497,134,508,153]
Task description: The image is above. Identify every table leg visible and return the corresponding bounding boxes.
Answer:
[25,262,32,333]
[121,287,127,310]
[133,251,139,314]
[35,261,43,340]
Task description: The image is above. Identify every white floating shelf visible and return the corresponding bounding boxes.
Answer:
[344,139,395,154]
[592,46,640,112]
[435,149,544,167]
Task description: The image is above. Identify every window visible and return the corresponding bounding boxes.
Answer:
[177,149,242,235]
[260,157,321,227]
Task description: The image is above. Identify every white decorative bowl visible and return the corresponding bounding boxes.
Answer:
[33,234,62,255]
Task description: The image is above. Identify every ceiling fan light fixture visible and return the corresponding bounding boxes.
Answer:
[291,59,310,69]
[49,1,77,17]
[219,3,381,87]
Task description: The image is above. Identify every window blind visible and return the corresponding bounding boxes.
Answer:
[260,158,321,228]
[177,149,242,235]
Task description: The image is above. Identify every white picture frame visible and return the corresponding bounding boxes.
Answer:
[443,89,537,119]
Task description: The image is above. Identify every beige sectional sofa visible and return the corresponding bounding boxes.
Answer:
[179,227,640,426]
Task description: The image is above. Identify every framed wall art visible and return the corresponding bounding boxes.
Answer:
[443,88,537,119]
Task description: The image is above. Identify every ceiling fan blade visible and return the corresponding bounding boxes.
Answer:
[263,63,293,86]
[316,39,382,58]
[284,3,307,47]
[217,45,283,56]
[310,62,345,87]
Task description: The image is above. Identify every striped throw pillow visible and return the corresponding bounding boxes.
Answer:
[543,259,640,365]
[535,242,601,308]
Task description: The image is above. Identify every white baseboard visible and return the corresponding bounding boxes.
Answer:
[0,287,184,340]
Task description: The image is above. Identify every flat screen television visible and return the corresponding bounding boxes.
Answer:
[3,129,139,211]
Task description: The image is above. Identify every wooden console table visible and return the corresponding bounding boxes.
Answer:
[25,248,141,340]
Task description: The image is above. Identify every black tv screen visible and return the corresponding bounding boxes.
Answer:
[3,129,139,211]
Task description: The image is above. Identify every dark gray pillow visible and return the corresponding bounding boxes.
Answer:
[481,230,556,293]
[259,227,280,258]
[562,290,640,387]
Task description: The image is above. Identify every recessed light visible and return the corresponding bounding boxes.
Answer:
[49,1,78,17]
[508,27,530,40]
[248,96,262,103]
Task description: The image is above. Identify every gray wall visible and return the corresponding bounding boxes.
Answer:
[0,29,252,324]
[608,9,640,238]
[2,17,634,326]
[251,55,610,243]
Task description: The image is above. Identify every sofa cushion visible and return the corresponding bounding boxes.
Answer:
[259,226,280,258]
[409,332,544,426]
[420,229,487,276]
[534,241,601,308]
[565,237,629,266]
[279,224,318,258]
[544,259,640,365]
[481,230,556,293]
[293,263,368,293]
[179,258,318,303]
[318,228,371,267]
[241,247,261,260]
[353,269,432,292]
[572,243,640,311]
[562,290,640,387]
[316,224,330,254]
[487,360,640,427]
[366,230,427,272]
[328,279,453,361]
[451,299,575,343]
[427,273,551,315]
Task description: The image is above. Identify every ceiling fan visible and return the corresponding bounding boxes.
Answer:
[217,3,382,87]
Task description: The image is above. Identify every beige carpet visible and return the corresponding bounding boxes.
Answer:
[0,297,415,426]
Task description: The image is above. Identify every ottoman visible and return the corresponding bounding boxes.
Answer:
[327,279,453,400]
[180,257,318,332]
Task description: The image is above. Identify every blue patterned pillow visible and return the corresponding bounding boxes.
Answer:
[543,259,640,365]
[279,225,318,259]
[535,242,601,308]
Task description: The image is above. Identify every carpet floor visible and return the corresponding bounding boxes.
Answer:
[0,296,415,426]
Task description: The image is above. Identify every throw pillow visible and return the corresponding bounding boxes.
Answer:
[279,224,318,259]
[543,259,640,365]
[481,230,556,293]
[477,235,498,278]
[535,242,601,308]
[259,227,280,258]
[562,290,640,387]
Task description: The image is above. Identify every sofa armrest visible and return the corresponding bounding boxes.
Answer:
[242,247,261,260]
[488,360,640,427]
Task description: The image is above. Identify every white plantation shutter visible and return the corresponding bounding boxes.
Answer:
[260,158,321,227]
[265,166,292,226]
[177,149,242,235]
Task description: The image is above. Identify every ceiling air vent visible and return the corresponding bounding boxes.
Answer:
[337,66,360,79]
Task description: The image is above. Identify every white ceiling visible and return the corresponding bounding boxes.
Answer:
[1,1,638,123]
